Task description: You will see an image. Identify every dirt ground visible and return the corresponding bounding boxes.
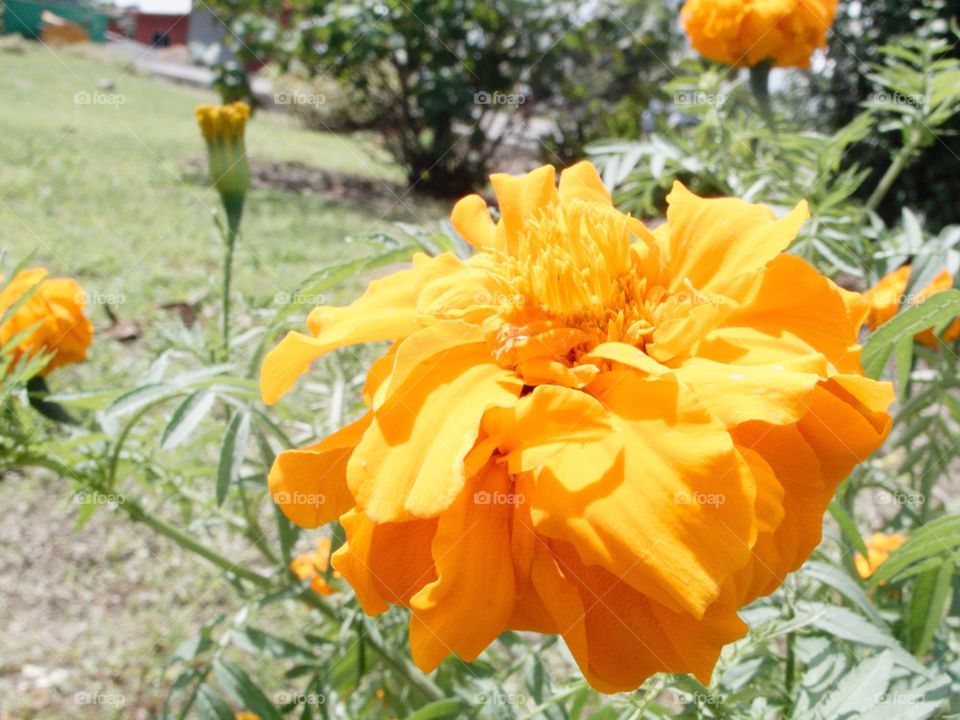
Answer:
[0,473,237,719]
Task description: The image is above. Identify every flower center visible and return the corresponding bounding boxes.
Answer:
[510,200,636,326]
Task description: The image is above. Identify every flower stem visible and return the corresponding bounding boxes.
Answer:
[220,192,245,361]
[295,586,445,702]
[749,60,774,124]
[865,138,917,214]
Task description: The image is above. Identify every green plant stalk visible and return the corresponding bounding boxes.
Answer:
[293,584,445,702]
[749,60,774,125]
[221,192,245,362]
[865,136,919,213]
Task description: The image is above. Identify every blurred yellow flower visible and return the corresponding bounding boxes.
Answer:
[855,532,906,579]
[262,161,892,692]
[195,101,251,198]
[681,0,838,68]
[864,265,960,346]
[235,712,260,720]
[0,267,93,376]
[290,536,339,596]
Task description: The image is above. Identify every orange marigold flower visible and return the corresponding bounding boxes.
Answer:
[290,536,338,596]
[0,267,93,376]
[681,0,838,69]
[863,265,960,346]
[854,532,906,579]
[261,162,893,693]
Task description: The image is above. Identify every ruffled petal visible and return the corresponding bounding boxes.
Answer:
[673,355,826,427]
[409,462,516,670]
[331,509,437,615]
[490,165,558,255]
[558,161,612,206]
[696,254,867,373]
[484,384,619,483]
[528,370,756,618]
[268,413,371,528]
[730,422,823,604]
[451,193,498,250]
[261,253,463,404]
[659,182,809,293]
[550,540,747,693]
[348,336,522,521]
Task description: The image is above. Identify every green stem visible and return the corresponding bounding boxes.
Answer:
[295,583,445,702]
[221,192,245,362]
[749,60,774,125]
[128,500,270,586]
[865,138,917,214]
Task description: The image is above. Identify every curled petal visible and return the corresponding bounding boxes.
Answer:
[331,509,437,615]
[269,413,370,528]
[348,337,522,521]
[409,462,516,670]
[529,370,756,618]
[659,183,809,293]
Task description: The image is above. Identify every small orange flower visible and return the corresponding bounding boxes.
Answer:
[681,0,838,69]
[261,162,892,692]
[855,532,906,579]
[0,267,93,376]
[290,536,338,596]
[863,265,960,346]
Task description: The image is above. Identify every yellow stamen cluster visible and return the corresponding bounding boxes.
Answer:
[195,102,250,142]
[511,201,634,322]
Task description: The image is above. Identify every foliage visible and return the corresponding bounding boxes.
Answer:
[529,0,683,165]
[285,0,570,196]
[811,0,960,229]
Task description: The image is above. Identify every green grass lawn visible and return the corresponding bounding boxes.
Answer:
[0,42,438,327]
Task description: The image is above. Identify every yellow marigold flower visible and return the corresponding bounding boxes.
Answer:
[195,102,251,198]
[235,712,260,720]
[863,265,960,346]
[261,162,893,693]
[681,0,838,69]
[0,267,93,376]
[855,531,906,579]
[290,536,339,596]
